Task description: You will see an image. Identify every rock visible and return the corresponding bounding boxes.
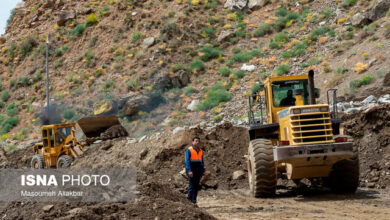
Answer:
[142,37,155,49]
[345,107,362,114]
[101,141,113,151]
[0,37,6,45]
[42,0,56,9]
[319,21,326,26]
[68,208,83,215]
[57,10,76,26]
[139,135,147,143]
[368,0,390,21]
[153,71,171,90]
[351,13,370,27]
[173,70,190,87]
[172,127,185,135]
[224,0,247,10]
[140,148,148,159]
[367,182,376,188]
[179,168,187,179]
[361,95,377,104]
[42,205,54,212]
[368,58,377,66]
[217,30,235,42]
[378,94,390,104]
[121,92,151,116]
[240,64,256,72]
[232,170,245,180]
[187,100,200,111]
[383,72,390,87]
[248,0,266,9]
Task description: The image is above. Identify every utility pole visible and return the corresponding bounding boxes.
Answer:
[45,35,50,122]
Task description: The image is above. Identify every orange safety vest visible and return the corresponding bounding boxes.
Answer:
[188,146,203,162]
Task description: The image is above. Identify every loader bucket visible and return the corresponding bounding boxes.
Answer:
[75,115,128,142]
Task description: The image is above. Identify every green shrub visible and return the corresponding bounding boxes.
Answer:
[274,33,289,44]
[269,41,279,49]
[198,45,221,61]
[301,58,321,68]
[86,13,99,26]
[340,0,357,8]
[281,41,308,58]
[251,49,261,57]
[234,70,245,79]
[6,9,15,27]
[286,13,300,21]
[190,59,204,71]
[131,32,141,42]
[360,75,375,85]
[9,79,16,88]
[127,80,139,91]
[336,66,348,74]
[310,26,331,41]
[230,52,252,63]
[6,103,18,116]
[55,48,62,56]
[71,24,86,37]
[20,36,36,57]
[197,82,232,110]
[63,44,69,52]
[213,115,223,122]
[232,48,241,54]
[201,27,216,37]
[63,109,75,120]
[101,5,110,15]
[219,67,232,77]
[184,86,194,96]
[254,24,272,37]
[1,90,9,102]
[1,116,19,134]
[275,65,290,76]
[320,8,333,19]
[275,8,288,17]
[274,17,288,31]
[4,144,18,154]
[251,82,261,93]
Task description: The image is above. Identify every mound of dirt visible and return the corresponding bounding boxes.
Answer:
[0,182,215,220]
[343,104,390,189]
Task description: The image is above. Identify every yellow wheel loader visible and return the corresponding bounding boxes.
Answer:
[31,115,128,169]
[247,70,359,197]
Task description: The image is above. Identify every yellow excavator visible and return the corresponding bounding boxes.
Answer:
[31,115,128,168]
[247,70,359,196]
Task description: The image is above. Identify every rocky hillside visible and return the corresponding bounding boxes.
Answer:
[0,0,390,145]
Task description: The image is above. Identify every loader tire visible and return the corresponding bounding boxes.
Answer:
[329,158,359,193]
[248,139,276,197]
[56,155,73,168]
[31,155,45,169]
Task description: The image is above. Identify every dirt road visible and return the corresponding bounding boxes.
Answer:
[198,188,390,220]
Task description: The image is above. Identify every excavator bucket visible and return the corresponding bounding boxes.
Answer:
[75,115,128,143]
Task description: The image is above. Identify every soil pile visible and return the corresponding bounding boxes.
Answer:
[0,182,215,220]
[343,104,390,189]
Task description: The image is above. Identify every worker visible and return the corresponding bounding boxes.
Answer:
[280,89,296,106]
[185,136,206,204]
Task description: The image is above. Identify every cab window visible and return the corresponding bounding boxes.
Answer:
[272,80,309,107]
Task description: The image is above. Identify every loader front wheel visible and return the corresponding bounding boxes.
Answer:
[31,155,45,169]
[328,158,359,193]
[248,139,276,197]
[57,155,73,168]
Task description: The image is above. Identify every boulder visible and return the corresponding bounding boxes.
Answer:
[224,0,247,10]
[368,0,390,21]
[175,70,190,87]
[351,13,370,27]
[187,100,200,111]
[121,92,151,116]
[57,10,76,26]
[248,0,267,9]
[142,37,155,49]
[232,170,245,180]
[361,95,377,105]
[0,37,5,45]
[42,205,54,212]
[345,107,362,114]
[378,94,390,104]
[172,127,185,135]
[217,29,235,42]
[240,64,256,71]
[383,72,390,87]
[42,0,56,9]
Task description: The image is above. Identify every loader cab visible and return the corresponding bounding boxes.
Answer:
[263,75,316,124]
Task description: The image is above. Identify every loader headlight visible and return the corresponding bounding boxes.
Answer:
[292,109,301,114]
[320,107,329,112]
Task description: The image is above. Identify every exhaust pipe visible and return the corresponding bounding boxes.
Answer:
[308,70,316,105]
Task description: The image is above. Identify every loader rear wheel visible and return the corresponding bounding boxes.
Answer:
[248,139,276,197]
[328,158,359,193]
[31,155,45,169]
[57,155,72,168]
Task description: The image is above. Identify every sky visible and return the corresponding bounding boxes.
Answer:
[0,0,22,35]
